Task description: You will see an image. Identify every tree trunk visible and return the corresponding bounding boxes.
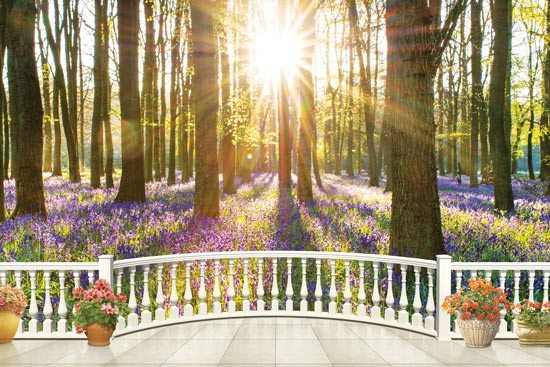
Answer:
[90,0,105,188]
[469,0,481,187]
[143,0,154,183]
[41,57,53,173]
[190,0,220,217]
[115,0,145,203]
[7,0,46,218]
[278,0,291,189]
[52,80,62,176]
[0,0,6,222]
[489,0,514,213]
[541,0,550,184]
[159,6,167,180]
[103,0,113,189]
[297,0,315,201]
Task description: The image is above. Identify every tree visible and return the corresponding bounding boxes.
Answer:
[190,0,220,217]
[0,0,6,222]
[297,0,316,202]
[278,0,291,189]
[489,0,514,213]
[388,0,466,259]
[349,0,378,186]
[6,0,46,218]
[470,0,482,187]
[115,0,145,203]
[143,0,155,183]
[542,0,550,188]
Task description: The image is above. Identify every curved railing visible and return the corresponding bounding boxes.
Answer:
[1,251,549,340]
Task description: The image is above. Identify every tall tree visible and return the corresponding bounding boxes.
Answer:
[7,0,46,218]
[387,0,466,259]
[470,0,482,187]
[349,0,378,186]
[41,0,80,182]
[115,0,145,203]
[143,0,155,183]
[103,0,114,189]
[541,0,550,187]
[278,0,291,189]
[489,0,514,213]
[0,0,6,222]
[190,0,220,217]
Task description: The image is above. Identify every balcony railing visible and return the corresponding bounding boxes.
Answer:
[1,251,549,340]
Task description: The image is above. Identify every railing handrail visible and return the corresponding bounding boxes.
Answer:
[451,262,550,271]
[0,262,99,271]
[111,250,438,269]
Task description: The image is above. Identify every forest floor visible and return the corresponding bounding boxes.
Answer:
[0,173,548,263]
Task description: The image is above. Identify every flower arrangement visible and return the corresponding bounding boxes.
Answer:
[442,278,511,323]
[72,279,129,333]
[514,299,550,330]
[0,284,27,314]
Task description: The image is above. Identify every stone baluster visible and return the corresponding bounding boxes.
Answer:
[384,263,395,322]
[141,265,152,324]
[453,270,462,333]
[285,258,293,311]
[411,266,422,327]
[242,259,250,312]
[58,271,68,333]
[171,263,181,319]
[528,270,535,303]
[470,269,477,279]
[0,270,6,285]
[116,269,126,330]
[425,268,435,330]
[228,260,236,312]
[15,271,23,333]
[343,261,352,315]
[398,265,409,324]
[128,267,139,327]
[357,262,366,317]
[543,271,550,303]
[512,270,521,333]
[213,260,222,314]
[155,264,165,321]
[371,263,381,319]
[300,259,308,312]
[184,262,193,317]
[257,259,265,311]
[198,261,207,315]
[498,271,507,334]
[28,270,38,333]
[314,259,322,313]
[43,271,53,333]
[271,259,279,312]
[485,270,492,283]
[88,270,95,286]
[328,260,337,314]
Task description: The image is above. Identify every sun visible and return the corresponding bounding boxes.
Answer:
[252,28,301,84]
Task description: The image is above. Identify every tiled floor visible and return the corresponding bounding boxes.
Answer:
[1,317,549,366]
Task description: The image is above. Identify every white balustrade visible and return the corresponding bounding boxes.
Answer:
[2,251,549,342]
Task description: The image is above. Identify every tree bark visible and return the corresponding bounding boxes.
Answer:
[143,0,154,183]
[278,0,291,189]
[7,0,46,218]
[0,0,6,222]
[541,0,550,185]
[190,0,220,217]
[489,0,514,213]
[470,0,482,187]
[91,0,105,188]
[115,0,145,203]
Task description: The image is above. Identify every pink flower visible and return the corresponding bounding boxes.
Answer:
[101,303,118,315]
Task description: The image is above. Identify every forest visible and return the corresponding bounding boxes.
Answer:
[0,0,548,263]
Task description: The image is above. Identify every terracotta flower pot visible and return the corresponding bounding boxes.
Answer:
[0,311,20,344]
[85,323,114,347]
[515,320,550,346]
[458,319,500,348]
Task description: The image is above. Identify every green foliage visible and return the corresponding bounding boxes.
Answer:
[514,299,550,329]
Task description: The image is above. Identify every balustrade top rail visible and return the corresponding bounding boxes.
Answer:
[451,262,550,271]
[0,262,99,271]
[112,250,438,269]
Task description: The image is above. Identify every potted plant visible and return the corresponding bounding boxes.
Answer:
[73,279,129,346]
[443,278,510,348]
[513,299,550,346]
[0,284,27,344]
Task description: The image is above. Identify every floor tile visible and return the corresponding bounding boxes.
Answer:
[275,317,310,325]
[452,340,550,365]
[408,339,501,365]
[234,324,276,339]
[148,322,204,340]
[312,323,360,339]
[347,323,404,340]
[242,317,278,325]
[320,339,386,365]
[220,339,275,364]
[364,339,444,364]
[116,327,162,340]
[276,324,318,339]
[163,339,231,364]
[1,340,85,365]
[54,338,143,365]
[276,339,331,364]
[0,340,53,362]
[192,323,240,339]
[495,340,550,362]
[108,340,184,365]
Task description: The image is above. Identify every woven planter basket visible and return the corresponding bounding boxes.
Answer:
[457,319,500,348]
